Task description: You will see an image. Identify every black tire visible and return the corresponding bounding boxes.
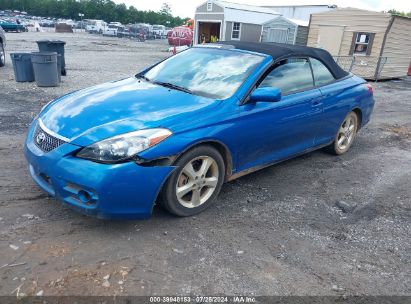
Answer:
[0,42,5,67]
[160,145,225,217]
[326,111,359,155]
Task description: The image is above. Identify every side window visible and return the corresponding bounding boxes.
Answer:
[310,58,335,86]
[351,32,374,55]
[258,58,314,95]
[232,22,241,40]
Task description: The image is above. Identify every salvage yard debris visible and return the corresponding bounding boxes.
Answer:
[386,124,411,138]
[9,244,19,250]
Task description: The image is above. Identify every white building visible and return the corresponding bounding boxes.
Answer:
[263,4,337,22]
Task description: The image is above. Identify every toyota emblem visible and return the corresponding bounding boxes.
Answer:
[36,132,46,145]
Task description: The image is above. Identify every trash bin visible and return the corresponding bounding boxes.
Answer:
[36,40,66,75]
[31,52,59,87]
[10,53,35,82]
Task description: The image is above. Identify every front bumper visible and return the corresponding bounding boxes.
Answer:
[24,122,175,219]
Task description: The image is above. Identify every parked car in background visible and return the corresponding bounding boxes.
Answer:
[128,23,148,41]
[39,19,56,28]
[24,42,375,219]
[0,19,27,32]
[85,19,106,34]
[103,22,123,36]
[136,23,156,40]
[0,26,5,66]
[152,24,167,38]
[108,22,122,28]
[117,27,131,38]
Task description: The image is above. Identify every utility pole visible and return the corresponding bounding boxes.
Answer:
[78,13,84,31]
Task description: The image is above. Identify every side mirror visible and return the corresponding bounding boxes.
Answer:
[249,87,281,103]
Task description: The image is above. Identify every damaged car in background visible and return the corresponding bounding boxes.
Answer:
[25,42,375,219]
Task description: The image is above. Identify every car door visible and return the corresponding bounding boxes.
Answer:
[309,57,352,146]
[235,57,324,171]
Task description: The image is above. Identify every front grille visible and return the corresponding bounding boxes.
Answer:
[33,123,66,153]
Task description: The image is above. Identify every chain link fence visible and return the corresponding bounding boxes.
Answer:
[333,56,387,81]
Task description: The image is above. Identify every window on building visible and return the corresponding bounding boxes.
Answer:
[310,58,335,86]
[350,32,375,56]
[207,2,213,11]
[232,22,241,40]
[258,58,314,95]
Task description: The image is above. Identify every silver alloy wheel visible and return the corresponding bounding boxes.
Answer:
[176,155,219,208]
[337,113,357,152]
[0,45,4,65]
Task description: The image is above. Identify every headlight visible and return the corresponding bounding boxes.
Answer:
[76,128,172,163]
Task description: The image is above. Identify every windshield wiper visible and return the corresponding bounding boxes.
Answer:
[153,81,193,94]
[136,74,151,82]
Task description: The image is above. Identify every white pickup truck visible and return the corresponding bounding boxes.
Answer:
[152,25,168,38]
[86,20,107,34]
[103,22,123,36]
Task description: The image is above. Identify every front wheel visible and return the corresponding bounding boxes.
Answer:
[161,145,225,217]
[327,111,359,155]
[0,43,5,67]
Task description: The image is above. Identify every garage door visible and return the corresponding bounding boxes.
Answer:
[268,28,289,43]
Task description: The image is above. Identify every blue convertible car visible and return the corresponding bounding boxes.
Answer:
[25,42,375,218]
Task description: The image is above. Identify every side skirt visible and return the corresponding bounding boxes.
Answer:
[227,141,333,182]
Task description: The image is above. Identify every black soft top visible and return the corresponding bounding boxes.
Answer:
[215,41,348,79]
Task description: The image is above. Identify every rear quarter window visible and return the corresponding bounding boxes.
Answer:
[310,58,335,86]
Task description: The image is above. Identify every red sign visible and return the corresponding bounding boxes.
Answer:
[168,26,193,46]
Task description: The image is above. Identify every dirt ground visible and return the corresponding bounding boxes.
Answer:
[0,32,410,297]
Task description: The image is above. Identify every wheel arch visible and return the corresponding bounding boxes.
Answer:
[352,107,363,129]
[174,140,234,182]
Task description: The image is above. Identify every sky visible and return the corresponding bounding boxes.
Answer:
[113,0,411,18]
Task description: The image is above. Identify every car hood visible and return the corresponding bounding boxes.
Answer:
[39,77,218,146]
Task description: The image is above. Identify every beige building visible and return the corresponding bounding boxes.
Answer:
[307,8,411,80]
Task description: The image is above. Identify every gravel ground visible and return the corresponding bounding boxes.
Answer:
[0,32,410,297]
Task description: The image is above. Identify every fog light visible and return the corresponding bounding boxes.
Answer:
[78,190,92,203]
[39,173,51,185]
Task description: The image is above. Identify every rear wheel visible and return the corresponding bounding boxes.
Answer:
[161,145,225,217]
[0,43,5,67]
[327,111,359,155]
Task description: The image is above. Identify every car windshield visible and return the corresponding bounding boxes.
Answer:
[143,47,265,99]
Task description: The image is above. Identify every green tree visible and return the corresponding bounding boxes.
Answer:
[387,9,411,17]
[159,2,172,16]
[0,0,190,26]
